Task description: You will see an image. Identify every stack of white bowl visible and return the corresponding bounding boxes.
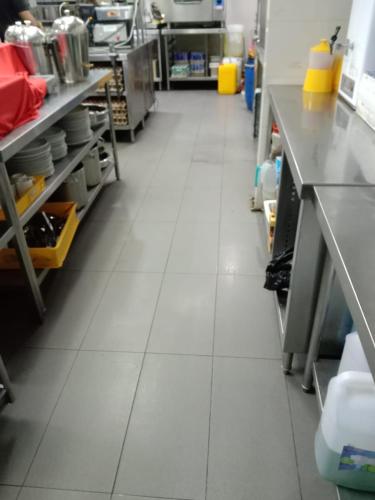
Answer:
[7,138,55,178]
[58,106,93,146]
[41,127,68,161]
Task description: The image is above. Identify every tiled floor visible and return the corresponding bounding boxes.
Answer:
[0,91,337,500]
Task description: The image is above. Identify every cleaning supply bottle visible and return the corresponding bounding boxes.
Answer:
[315,371,375,492]
[304,39,334,93]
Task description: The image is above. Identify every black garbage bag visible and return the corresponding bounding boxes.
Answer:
[264,247,294,291]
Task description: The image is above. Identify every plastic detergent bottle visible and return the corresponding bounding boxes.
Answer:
[315,371,375,492]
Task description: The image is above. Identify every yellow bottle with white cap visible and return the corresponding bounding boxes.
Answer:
[304,39,334,93]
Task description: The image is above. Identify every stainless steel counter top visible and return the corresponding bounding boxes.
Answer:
[161,27,226,35]
[314,185,375,377]
[0,69,111,163]
[89,39,154,61]
[269,85,375,198]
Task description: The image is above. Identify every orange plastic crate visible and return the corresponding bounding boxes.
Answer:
[0,176,45,221]
[0,202,79,269]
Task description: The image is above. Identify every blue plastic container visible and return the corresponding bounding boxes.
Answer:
[245,59,255,111]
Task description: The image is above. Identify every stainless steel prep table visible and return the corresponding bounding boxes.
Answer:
[306,186,375,500]
[269,85,375,373]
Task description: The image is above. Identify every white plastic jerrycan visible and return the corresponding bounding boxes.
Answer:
[315,371,375,492]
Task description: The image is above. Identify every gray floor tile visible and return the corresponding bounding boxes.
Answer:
[179,187,221,223]
[26,351,143,492]
[82,273,162,352]
[115,354,212,500]
[150,160,190,190]
[112,497,169,500]
[116,222,175,273]
[192,144,224,164]
[88,182,146,222]
[219,219,267,275]
[221,183,252,223]
[27,271,110,349]
[136,187,183,222]
[207,357,300,500]
[148,274,216,355]
[223,142,257,163]
[0,486,20,499]
[0,349,76,484]
[214,275,281,359]
[186,162,223,189]
[167,222,219,274]
[223,161,255,189]
[286,367,337,500]
[65,220,131,272]
[19,488,110,500]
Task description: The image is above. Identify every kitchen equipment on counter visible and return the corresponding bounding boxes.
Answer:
[93,22,128,44]
[82,104,109,127]
[340,0,375,107]
[52,10,90,84]
[82,146,102,187]
[303,39,334,93]
[154,0,224,24]
[58,106,93,146]
[41,126,68,160]
[58,163,89,209]
[7,138,55,178]
[7,20,52,75]
[95,4,134,21]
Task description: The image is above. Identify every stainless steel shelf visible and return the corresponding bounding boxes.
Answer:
[77,162,114,221]
[0,70,110,163]
[0,123,107,249]
[88,90,127,98]
[162,28,226,35]
[170,76,217,82]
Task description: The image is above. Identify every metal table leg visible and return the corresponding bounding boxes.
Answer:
[282,353,294,374]
[302,249,335,392]
[0,355,15,403]
[104,82,120,181]
[164,35,170,91]
[0,163,45,320]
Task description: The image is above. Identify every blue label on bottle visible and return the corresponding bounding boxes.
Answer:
[339,445,375,473]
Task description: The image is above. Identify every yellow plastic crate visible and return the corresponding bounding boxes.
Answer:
[0,176,45,221]
[0,202,79,269]
[218,63,237,95]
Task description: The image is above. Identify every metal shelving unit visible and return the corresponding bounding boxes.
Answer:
[162,27,225,90]
[0,70,120,406]
[89,40,155,142]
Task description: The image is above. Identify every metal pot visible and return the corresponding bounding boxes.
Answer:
[4,21,23,43]
[9,20,52,75]
[52,10,90,84]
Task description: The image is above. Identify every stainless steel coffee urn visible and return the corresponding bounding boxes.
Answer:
[52,10,90,84]
[6,20,52,75]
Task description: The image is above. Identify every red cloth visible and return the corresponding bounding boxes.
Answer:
[0,44,28,75]
[0,43,47,138]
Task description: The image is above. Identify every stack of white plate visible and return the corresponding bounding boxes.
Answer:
[41,127,68,161]
[7,138,55,178]
[58,106,93,146]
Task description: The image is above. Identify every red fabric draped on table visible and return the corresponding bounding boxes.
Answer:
[0,44,47,138]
